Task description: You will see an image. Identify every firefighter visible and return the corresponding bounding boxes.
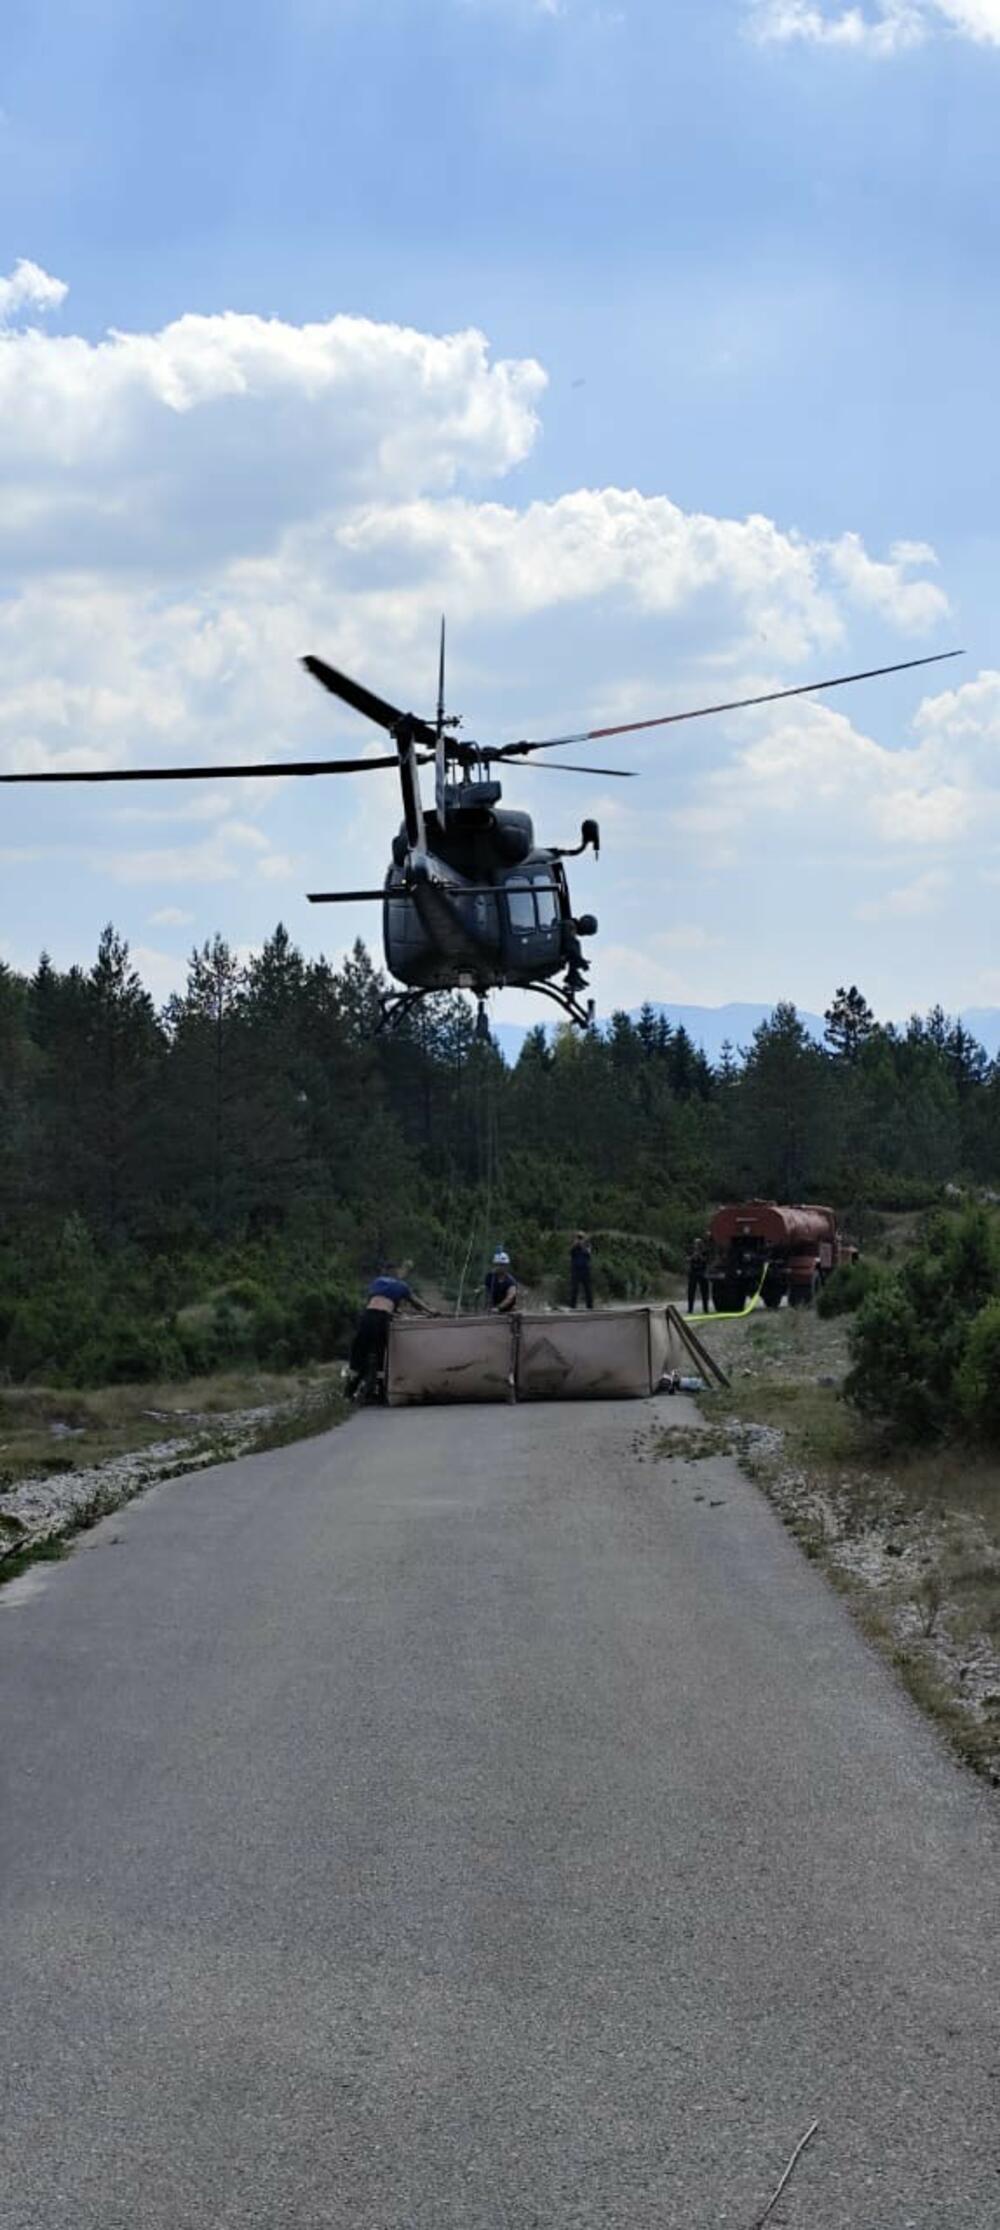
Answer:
[569,1231,594,1310]
[687,1236,710,1315]
[345,1263,433,1401]
[484,1249,519,1313]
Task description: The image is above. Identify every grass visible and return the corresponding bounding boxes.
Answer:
[0,1368,345,1488]
[0,1535,70,1585]
[654,1422,732,1464]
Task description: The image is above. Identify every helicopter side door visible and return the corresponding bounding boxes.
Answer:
[502,866,564,980]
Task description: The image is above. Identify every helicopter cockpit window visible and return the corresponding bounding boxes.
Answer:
[534,882,560,926]
[506,883,536,931]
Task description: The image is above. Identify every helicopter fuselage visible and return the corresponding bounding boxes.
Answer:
[383,804,588,995]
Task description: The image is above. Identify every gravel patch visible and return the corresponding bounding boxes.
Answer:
[0,1405,283,1563]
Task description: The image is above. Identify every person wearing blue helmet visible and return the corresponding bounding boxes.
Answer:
[483,1249,518,1313]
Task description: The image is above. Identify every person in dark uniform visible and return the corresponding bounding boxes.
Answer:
[484,1250,519,1312]
[687,1237,710,1315]
[345,1263,432,1400]
[569,1231,594,1310]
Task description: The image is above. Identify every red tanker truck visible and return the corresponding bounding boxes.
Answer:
[708,1202,857,1312]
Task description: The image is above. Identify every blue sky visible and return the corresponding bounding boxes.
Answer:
[2,0,999,1024]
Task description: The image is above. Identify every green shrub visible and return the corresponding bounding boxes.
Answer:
[175,1317,223,1377]
[220,1278,267,1313]
[72,1322,186,1385]
[251,1298,292,1365]
[846,1206,1000,1441]
[3,1295,95,1381]
[286,1284,356,1362]
[846,1280,941,1439]
[818,1259,882,1318]
[862,1176,945,1213]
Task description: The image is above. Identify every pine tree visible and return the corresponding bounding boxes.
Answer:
[78,928,163,1238]
[740,1002,831,1199]
[824,985,875,1062]
[164,937,247,1234]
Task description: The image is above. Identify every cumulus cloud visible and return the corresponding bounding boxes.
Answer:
[752,0,1000,48]
[827,533,949,632]
[914,666,1000,756]
[0,280,949,797]
[665,695,982,869]
[941,0,1000,35]
[326,491,851,662]
[0,282,545,574]
[0,264,959,967]
[0,258,68,325]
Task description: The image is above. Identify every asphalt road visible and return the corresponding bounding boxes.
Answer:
[2,1400,998,2230]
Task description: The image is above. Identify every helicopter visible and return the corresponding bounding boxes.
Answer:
[2,631,963,1038]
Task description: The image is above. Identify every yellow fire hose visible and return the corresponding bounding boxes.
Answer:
[682,1262,769,1326]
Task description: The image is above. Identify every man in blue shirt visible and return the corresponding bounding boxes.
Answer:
[345,1263,433,1400]
[483,1249,519,1313]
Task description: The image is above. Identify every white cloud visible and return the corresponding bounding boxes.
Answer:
[106,821,294,888]
[856,868,949,919]
[328,490,850,661]
[942,0,1000,32]
[0,258,68,325]
[130,945,189,1005]
[670,697,979,850]
[827,533,950,633]
[752,1,925,48]
[752,0,1000,48]
[0,284,545,574]
[0,284,948,824]
[913,666,1000,757]
[0,266,965,1009]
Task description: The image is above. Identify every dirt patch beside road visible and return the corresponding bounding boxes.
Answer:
[667,1304,1000,1784]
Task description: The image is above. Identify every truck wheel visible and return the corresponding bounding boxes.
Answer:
[762,1273,784,1309]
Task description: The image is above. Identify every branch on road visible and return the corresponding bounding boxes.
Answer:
[750,2121,819,2230]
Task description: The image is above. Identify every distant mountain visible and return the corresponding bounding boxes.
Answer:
[492,1002,1000,1065]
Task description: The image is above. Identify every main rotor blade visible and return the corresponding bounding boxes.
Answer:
[309,881,562,904]
[0,754,404,785]
[498,758,635,778]
[501,649,965,756]
[307,889,391,903]
[302,655,437,747]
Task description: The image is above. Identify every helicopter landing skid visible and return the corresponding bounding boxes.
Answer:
[376,989,433,1035]
[377,980,596,1037]
[522,979,596,1031]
